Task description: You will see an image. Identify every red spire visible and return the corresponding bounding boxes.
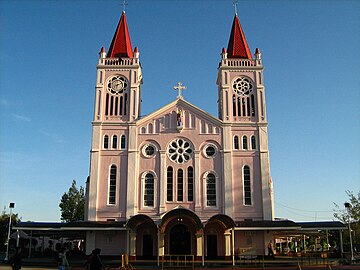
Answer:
[107,11,134,58]
[227,15,252,59]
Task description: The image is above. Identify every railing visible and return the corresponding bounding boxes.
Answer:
[98,57,139,66]
[161,255,194,270]
[222,58,256,67]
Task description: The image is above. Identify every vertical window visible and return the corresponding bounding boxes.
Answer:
[251,136,256,150]
[243,166,251,205]
[105,93,109,116]
[112,135,118,149]
[108,165,117,205]
[124,93,127,115]
[206,173,216,206]
[120,96,123,115]
[242,136,248,150]
[167,167,173,201]
[232,95,236,116]
[103,135,109,149]
[177,169,183,202]
[251,94,256,116]
[120,135,126,149]
[110,96,114,115]
[187,167,194,202]
[234,136,239,150]
[144,173,154,207]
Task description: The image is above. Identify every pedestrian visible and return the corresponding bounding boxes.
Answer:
[89,248,106,270]
[58,247,69,270]
[267,240,274,259]
[9,247,22,270]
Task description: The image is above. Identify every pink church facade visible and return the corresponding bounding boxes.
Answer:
[85,10,277,259]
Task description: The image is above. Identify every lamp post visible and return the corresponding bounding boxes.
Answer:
[344,202,354,262]
[4,202,15,262]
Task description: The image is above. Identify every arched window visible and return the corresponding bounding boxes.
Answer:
[251,136,256,150]
[177,169,183,202]
[167,167,173,201]
[108,165,117,205]
[243,166,251,205]
[242,136,248,150]
[206,173,216,206]
[103,135,109,149]
[187,166,194,202]
[120,135,126,149]
[112,135,118,149]
[144,173,154,207]
[234,135,239,150]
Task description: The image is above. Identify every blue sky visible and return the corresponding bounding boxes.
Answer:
[0,0,359,222]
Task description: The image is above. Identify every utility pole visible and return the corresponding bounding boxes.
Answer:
[4,202,15,262]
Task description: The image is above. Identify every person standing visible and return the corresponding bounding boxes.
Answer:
[58,247,69,270]
[267,240,274,259]
[9,247,22,270]
[89,248,106,270]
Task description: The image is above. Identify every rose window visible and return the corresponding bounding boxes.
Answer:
[232,77,253,96]
[167,138,193,164]
[107,75,128,95]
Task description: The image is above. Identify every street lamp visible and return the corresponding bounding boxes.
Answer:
[344,202,354,262]
[4,202,15,262]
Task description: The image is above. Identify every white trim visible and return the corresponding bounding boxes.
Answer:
[140,171,157,209]
[203,171,219,209]
[242,165,252,206]
[107,164,118,206]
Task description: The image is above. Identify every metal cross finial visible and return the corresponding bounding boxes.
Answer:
[122,0,128,12]
[173,82,187,99]
[233,0,238,16]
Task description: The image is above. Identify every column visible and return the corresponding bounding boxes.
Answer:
[158,229,165,266]
[196,230,203,263]
[129,231,137,259]
[224,230,231,258]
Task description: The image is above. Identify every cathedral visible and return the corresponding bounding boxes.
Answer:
[83,8,280,259]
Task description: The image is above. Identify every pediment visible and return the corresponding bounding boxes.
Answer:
[137,98,222,135]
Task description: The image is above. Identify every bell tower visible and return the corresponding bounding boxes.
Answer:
[217,14,274,220]
[86,10,142,221]
[217,14,266,124]
[93,11,142,123]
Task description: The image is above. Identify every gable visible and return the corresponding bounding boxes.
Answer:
[137,99,222,135]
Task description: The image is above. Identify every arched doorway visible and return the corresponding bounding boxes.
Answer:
[170,224,191,255]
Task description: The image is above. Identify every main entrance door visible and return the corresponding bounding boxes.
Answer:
[207,234,217,259]
[143,234,153,258]
[170,224,191,254]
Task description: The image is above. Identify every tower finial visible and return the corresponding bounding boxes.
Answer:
[233,0,238,16]
[122,0,128,13]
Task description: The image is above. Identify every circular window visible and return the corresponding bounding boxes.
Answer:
[142,143,156,158]
[167,138,193,164]
[107,75,128,94]
[204,144,217,158]
[232,77,253,96]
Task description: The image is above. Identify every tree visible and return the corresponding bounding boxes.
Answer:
[0,210,21,251]
[333,190,360,250]
[59,180,85,222]
[333,190,360,223]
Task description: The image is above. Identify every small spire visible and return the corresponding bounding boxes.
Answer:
[233,0,238,16]
[107,11,134,58]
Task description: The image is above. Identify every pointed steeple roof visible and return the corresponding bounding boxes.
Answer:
[227,15,252,59]
[107,11,134,58]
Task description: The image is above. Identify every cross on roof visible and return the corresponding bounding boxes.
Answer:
[173,82,187,99]
[122,0,128,12]
[233,0,238,16]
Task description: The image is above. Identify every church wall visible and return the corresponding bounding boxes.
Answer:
[94,231,127,255]
[234,230,265,256]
